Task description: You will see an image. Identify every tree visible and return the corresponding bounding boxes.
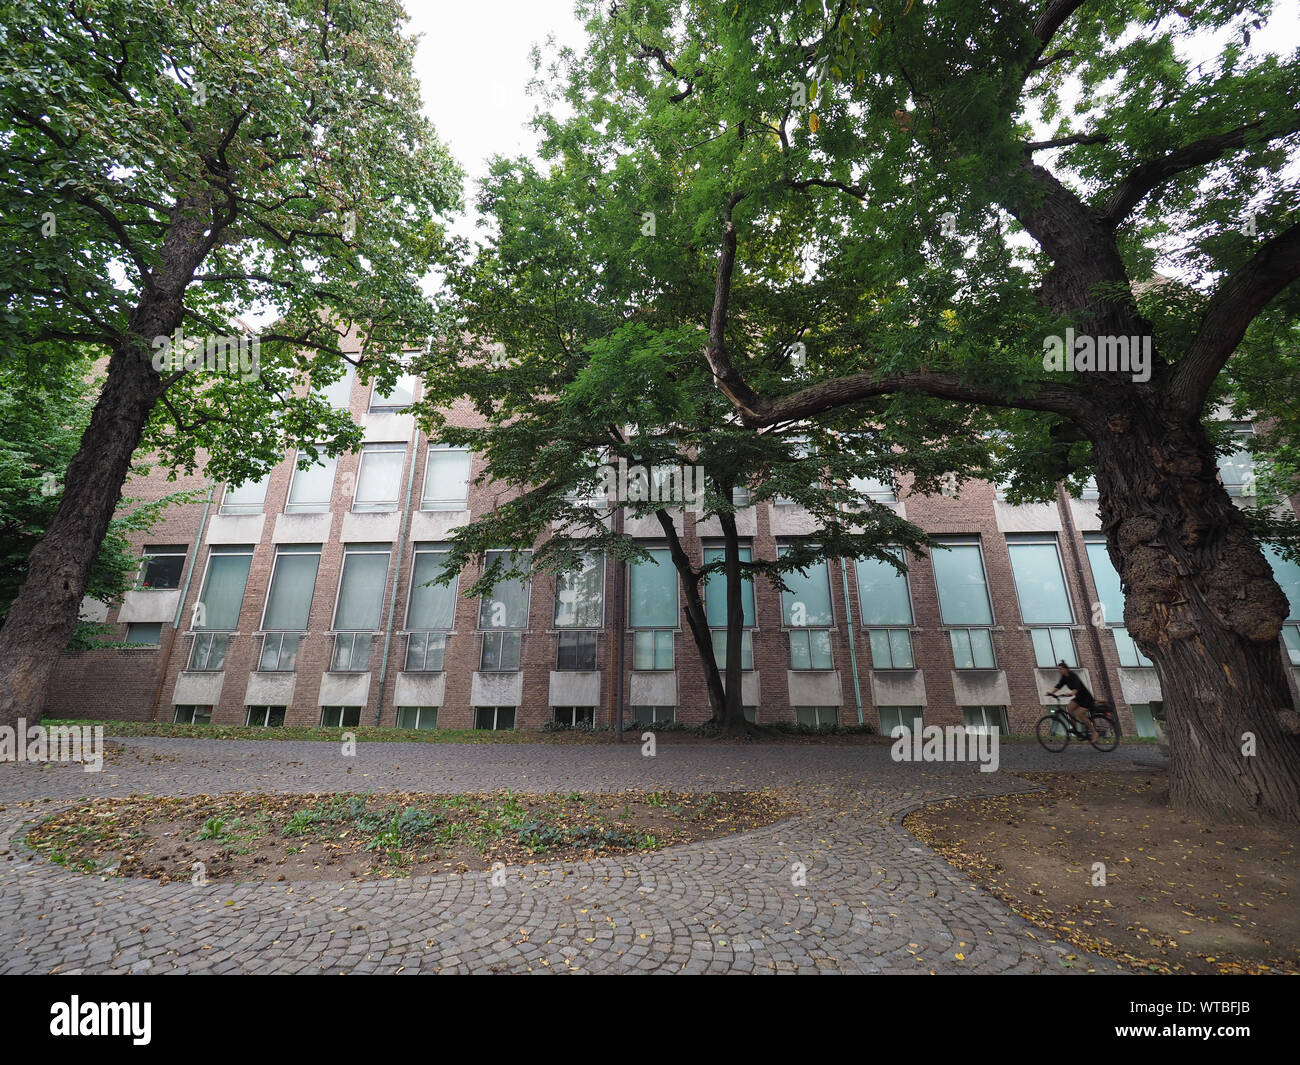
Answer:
[0,0,461,726]
[0,357,198,646]
[421,141,998,735]
[553,0,1300,820]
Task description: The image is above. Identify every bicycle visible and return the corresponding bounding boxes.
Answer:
[1036,693,1119,753]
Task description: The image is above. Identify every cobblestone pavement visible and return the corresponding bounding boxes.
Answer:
[0,738,1163,974]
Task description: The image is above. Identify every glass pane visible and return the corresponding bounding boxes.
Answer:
[355,446,404,507]
[371,373,418,409]
[334,550,390,630]
[855,552,912,626]
[1084,540,1125,628]
[196,549,253,631]
[1263,544,1300,621]
[263,549,321,631]
[888,628,913,669]
[1008,541,1073,624]
[478,551,531,628]
[397,707,419,728]
[222,473,270,513]
[868,628,892,667]
[1283,625,1300,666]
[408,550,457,630]
[780,556,834,627]
[810,629,833,669]
[1051,627,1077,666]
[140,551,185,589]
[125,623,161,646]
[950,629,974,669]
[423,448,471,509]
[654,630,674,670]
[969,628,995,668]
[633,630,654,670]
[314,365,353,409]
[1030,628,1055,667]
[703,547,755,628]
[789,630,811,669]
[932,544,993,625]
[555,555,604,628]
[629,548,677,628]
[287,454,338,511]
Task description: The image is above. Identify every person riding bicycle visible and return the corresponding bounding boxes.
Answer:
[1046,661,1097,741]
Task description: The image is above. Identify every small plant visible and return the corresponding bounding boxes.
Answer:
[197,816,228,841]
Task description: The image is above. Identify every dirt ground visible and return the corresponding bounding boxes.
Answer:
[22,788,794,884]
[905,770,1299,974]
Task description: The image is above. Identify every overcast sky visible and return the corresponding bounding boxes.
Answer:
[406,1,586,240]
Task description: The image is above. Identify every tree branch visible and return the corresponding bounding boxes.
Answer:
[1171,219,1300,414]
[1101,114,1300,226]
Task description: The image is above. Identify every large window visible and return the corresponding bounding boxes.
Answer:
[331,544,391,671]
[932,540,996,669]
[1007,537,1078,667]
[220,473,270,515]
[137,545,186,590]
[353,443,406,512]
[286,452,338,513]
[405,545,457,672]
[629,547,676,670]
[855,549,914,669]
[1084,537,1155,667]
[478,550,530,671]
[704,546,755,671]
[779,545,833,670]
[369,371,419,411]
[1263,544,1300,665]
[1217,422,1256,496]
[555,555,603,671]
[422,445,472,511]
[259,545,321,671]
[313,364,354,409]
[192,545,254,647]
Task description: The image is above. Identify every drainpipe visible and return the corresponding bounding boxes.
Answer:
[612,503,625,743]
[373,433,420,724]
[149,479,216,720]
[1056,483,1115,708]
[836,500,864,725]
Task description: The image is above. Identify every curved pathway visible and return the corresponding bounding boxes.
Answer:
[0,738,1160,974]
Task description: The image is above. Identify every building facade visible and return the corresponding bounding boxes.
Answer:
[44,352,1300,737]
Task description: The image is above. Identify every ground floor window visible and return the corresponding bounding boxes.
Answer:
[788,629,833,670]
[794,705,839,728]
[320,706,361,727]
[396,706,439,730]
[743,705,757,723]
[1028,626,1078,668]
[1127,703,1158,739]
[878,706,923,735]
[552,706,595,727]
[475,706,516,730]
[246,705,286,727]
[124,622,162,647]
[173,705,212,725]
[962,705,1008,733]
[632,630,674,670]
[629,705,675,726]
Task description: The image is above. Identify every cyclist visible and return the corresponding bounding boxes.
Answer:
[1046,661,1097,741]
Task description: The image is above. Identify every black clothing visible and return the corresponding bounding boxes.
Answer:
[1052,670,1095,709]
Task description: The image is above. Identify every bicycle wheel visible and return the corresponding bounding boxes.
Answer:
[1089,712,1119,752]
[1036,713,1069,753]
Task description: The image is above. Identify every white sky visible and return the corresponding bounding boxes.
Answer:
[405,0,586,241]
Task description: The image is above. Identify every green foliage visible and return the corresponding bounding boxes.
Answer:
[0,0,462,488]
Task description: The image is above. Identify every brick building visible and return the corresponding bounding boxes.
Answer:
[44,343,1300,737]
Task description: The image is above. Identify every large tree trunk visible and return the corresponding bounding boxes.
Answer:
[1093,403,1300,824]
[0,339,165,730]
